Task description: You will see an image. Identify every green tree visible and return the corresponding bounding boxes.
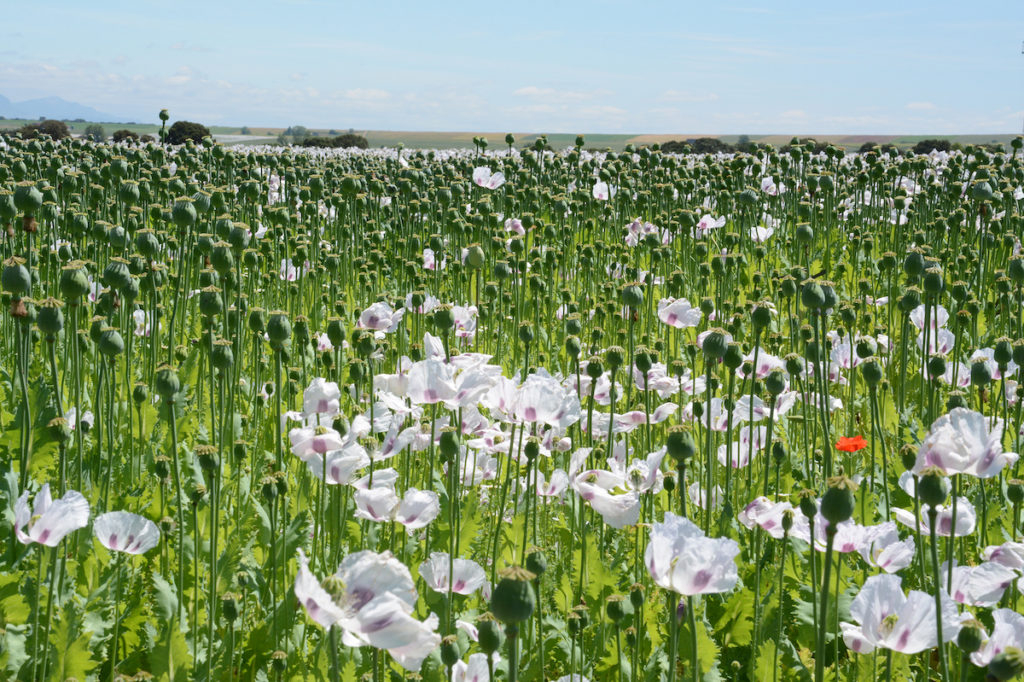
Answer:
[84,124,106,142]
[166,120,211,145]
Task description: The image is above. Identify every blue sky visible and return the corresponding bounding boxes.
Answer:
[1,0,1022,134]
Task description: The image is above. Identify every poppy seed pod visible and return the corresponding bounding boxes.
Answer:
[267,311,291,348]
[1008,480,1024,505]
[723,343,743,370]
[605,346,625,370]
[525,550,547,578]
[922,267,944,295]
[621,283,643,309]
[440,636,460,668]
[634,346,654,374]
[212,340,234,370]
[994,338,1013,367]
[13,181,43,216]
[171,197,197,229]
[917,467,948,508]
[439,427,460,460]
[97,328,125,358]
[155,365,180,400]
[970,360,992,388]
[821,476,856,525]
[860,358,883,387]
[798,489,817,520]
[988,647,1024,681]
[491,566,536,625]
[701,329,729,360]
[433,305,455,331]
[801,281,826,310]
[36,298,64,335]
[751,303,772,330]
[2,257,30,296]
[477,615,504,655]
[765,369,787,396]
[666,425,696,462]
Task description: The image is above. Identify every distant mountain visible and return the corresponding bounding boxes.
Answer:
[0,94,131,123]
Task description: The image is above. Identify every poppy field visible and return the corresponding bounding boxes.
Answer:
[2,131,1024,682]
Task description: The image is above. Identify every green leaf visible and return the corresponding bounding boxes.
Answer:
[50,609,99,681]
[714,588,753,648]
[152,573,178,622]
[1,623,28,675]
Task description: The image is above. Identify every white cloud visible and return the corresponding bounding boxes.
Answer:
[905,101,935,111]
[512,86,611,102]
[661,90,719,103]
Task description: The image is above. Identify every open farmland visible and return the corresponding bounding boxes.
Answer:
[1,132,1024,682]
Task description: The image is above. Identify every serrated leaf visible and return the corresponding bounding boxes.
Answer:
[152,573,178,621]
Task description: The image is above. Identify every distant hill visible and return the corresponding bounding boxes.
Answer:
[0,94,130,123]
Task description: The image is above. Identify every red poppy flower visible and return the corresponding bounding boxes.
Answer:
[836,435,868,452]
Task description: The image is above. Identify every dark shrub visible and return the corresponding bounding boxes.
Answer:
[166,120,211,145]
[298,133,369,150]
[18,119,71,140]
[112,129,140,143]
[912,138,951,154]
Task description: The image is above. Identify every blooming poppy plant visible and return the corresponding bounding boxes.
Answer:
[836,435,867,452]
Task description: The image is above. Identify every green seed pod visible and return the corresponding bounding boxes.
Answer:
[477,614,505,655]
[13,181,43,215]
[267,311,291,348]
[1008,480,1024,506]
[821,476,856,525]
[701,329,729,360]
[433,304,456,331]
[970,360,992,388]
[439,427,460,460]
[723,342,743,370]
[800,280,826,309]
[621,282,644,309]
[1,257,30,296]
[861,358,884,387]
[212,339,234,370]
[798,490,817,519]
[518,322,534,345]
[97,327,125,357]
[987,646,1024,681]
[171,197,197,229]
[765,369,787,396]
[490,566,536,625]
[36,298,64,336]
[751,302,772,330]
[918,467,948,508]
[525,549,547,578]
[665,425,696,462]
[155,365,181,400]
